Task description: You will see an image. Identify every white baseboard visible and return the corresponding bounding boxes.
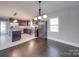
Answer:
[47,37,79,48]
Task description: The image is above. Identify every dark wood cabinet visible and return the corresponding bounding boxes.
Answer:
[12,31,21,42]
[23,29,31,35]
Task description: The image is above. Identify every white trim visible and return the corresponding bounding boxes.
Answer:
[47,37,79,48]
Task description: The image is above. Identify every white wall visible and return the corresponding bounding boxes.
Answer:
[47,5,79,47]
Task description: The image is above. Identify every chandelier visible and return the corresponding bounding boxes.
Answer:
[34,1,47,20]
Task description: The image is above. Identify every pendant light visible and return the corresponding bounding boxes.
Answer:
[34,1,47,20]
[34,17,38,20]
[43,14,47,19]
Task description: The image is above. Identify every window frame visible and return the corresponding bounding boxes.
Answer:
[49,17,59,32]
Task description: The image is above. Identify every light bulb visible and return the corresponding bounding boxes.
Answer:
[43,14,47,18]
[13,20,18,23]
[34,17,37,20]
[38,16,42,19]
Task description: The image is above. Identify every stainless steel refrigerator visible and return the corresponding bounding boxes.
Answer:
[35,21,47,39]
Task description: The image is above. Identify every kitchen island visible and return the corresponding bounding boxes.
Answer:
[12,30,21,42]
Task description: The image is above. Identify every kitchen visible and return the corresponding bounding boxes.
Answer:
[0,17,36,50]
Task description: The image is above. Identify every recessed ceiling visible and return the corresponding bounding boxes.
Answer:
[0,1,79,20]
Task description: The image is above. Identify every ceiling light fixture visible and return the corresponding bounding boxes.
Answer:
[43,14,47,19]
[13,19,18,23]
[34,1,47,20]
[38,16,42,19]
[34,17,38,20]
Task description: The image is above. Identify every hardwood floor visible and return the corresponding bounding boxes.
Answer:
[0,38,79,57]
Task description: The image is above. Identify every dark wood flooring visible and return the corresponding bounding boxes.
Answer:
[0,38,79,57]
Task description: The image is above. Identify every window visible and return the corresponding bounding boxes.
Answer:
[0,21,7,34]
[49,17,59,32]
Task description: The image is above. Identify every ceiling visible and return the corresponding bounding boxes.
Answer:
[0,1,79,20]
